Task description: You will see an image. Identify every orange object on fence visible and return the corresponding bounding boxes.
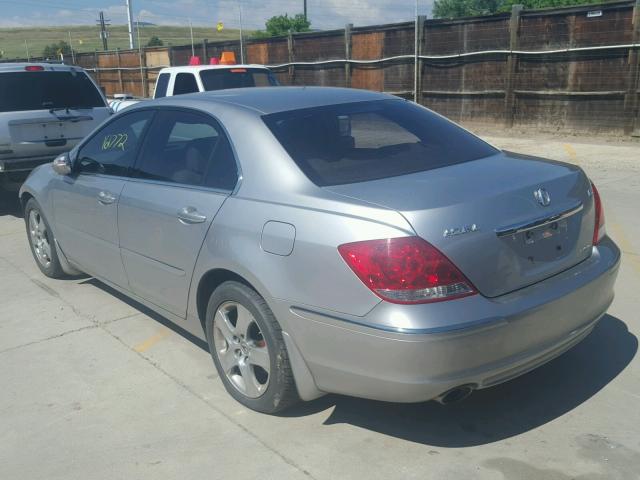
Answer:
[219,51,237,65]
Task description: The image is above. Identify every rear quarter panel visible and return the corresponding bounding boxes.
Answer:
[187,193,416,335]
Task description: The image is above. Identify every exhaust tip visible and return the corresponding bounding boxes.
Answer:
[435,385,475,405]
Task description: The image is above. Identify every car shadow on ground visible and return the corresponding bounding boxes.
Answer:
[0,190,22,218]
[80,278,210,352]
[79,278,637,448]
[282,314,636,447]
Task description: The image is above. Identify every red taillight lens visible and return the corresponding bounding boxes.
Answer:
[24,65,44,71]
[338,237,477,304]
[591,182,605,245]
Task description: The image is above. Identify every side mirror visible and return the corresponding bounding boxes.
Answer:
[52,153,72,175]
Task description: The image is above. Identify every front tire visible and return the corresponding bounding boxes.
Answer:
[205,281,299,413]
[24,198,65,278]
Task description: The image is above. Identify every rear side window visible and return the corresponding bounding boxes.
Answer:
[76,110,154,176]
[173,73,199,95]
[133,110,237,190]
[0,71,105,113]
[154,73,170,98]
[200,68,279,91]
[263,99,498,186]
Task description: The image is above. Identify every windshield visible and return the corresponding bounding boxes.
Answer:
[199,68,279,91]
[263,99,498,186]
[0,70,105,113]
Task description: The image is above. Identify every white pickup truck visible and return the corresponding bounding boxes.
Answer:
[0,63,111,189]
[110,64,279,112]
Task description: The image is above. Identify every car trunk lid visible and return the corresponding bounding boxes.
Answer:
[326,151,595,298]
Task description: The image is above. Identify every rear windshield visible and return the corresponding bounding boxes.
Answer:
[263,99,498,186]
[0,70,105,113]
[200,68,279,91]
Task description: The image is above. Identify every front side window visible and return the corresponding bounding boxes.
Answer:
[173,73,199,95]
[76,110,154,176]
[133,110,238,190]
[263,99,498,186]
[199,68,279,91]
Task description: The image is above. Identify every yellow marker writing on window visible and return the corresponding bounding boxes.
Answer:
[102,133,128,151]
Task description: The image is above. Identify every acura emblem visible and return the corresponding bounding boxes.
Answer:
[534,188,551,207]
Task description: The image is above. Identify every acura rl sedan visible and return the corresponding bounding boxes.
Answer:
[19,87,620,413]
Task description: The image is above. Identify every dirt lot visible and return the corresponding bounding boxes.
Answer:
[0,133,639,480]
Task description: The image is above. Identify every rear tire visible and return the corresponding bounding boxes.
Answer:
[24,198,65,279]
[205,281,299,413]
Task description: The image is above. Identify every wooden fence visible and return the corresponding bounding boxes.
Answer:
[16,0,640,136]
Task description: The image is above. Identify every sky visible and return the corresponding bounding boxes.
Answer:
[0,0,434,30]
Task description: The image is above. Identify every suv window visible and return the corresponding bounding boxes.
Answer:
[173,73,199,95]
[263,99,498,186]
[0,71,104,113]
[154,73,170,98]
[133,110,238,190]
[76,110,154,176]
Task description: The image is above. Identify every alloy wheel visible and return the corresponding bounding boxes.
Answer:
[28,209,52,268]
[213,301,271,398]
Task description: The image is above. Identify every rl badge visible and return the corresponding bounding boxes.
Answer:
[443,224,479,238]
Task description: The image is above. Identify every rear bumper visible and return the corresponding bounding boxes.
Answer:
[0,155,55,173]
[276,236,621,403]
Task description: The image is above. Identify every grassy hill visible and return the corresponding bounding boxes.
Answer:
[0,25,248,60]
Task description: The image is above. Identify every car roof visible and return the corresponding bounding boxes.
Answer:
[158,65,270,74]
[0,62,85,73]
[151,86,396,115]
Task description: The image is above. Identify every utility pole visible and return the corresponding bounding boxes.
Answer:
[189,18,195,57]
[97,11,110,50]
[24,40,30,61]
[303,0,307,21]
[126,0,136,49]
[414,0,419,102]
[238,1,245,64]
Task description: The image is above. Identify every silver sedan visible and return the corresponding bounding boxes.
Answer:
[19,87,620,413]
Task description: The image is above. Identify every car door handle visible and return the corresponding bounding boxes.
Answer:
[177,206,207,224]
[97,191,117,205]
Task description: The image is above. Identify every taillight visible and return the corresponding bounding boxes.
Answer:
[591,181,605,245]
[338,237,477,304]
[24,65,44,71]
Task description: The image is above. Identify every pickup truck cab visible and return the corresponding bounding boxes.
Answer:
[0,63,111,189]
[110,64,279,112]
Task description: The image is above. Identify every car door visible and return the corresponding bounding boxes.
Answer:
[118,108,239,317]
[53,110,155,288]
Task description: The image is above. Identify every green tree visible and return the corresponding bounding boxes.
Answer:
[42,40,71,59]
[433,0,607,18]
[146,36,164,47]
[263,13,311,37]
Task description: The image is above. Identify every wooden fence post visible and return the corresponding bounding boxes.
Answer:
[202,39,209,63]
[504,4,523,128]
[116,48,124,93]
[345,23,353,88]
[94,50,101,90]
[287,30,295,84]
[416,16,426,104]
[624,0,640,136]
[140,47,148,98]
